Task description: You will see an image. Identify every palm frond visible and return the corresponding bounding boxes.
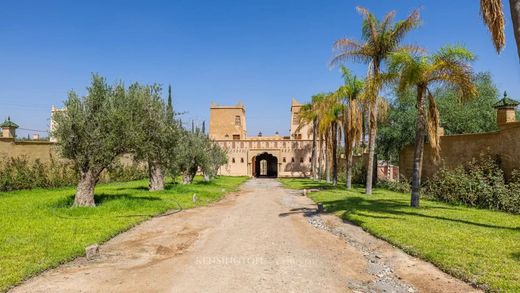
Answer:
[330,47,372,67]
[480,0,506,53]
[357,6,378,41]
[391,9,421,45]
[333,38,363,50]
[381,10,397,33]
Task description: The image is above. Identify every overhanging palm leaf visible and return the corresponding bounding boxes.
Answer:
[480,0,506,53]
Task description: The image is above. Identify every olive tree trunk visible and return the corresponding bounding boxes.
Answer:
[182,166,197,184]
[74,169,98,207]
[510,0,520,61]
[148,161,165,191]
[365,101,378,195]
[411,87,426,208]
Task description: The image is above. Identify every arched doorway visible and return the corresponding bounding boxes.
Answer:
[252,152,278,178]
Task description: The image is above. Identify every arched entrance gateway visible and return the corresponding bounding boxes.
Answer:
[252,152,278,178]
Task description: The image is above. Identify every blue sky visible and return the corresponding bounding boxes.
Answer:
[1,0,519,137]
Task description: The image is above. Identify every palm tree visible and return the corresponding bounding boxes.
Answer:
[297,98,319,180]
[335,67,364,189]
[388,46,477,208]
[315,94,332,183]
[331,7,421,194]
[323,95,343,186]
[480,0,520,60]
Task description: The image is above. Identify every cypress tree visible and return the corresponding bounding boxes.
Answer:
[167,84,173,121]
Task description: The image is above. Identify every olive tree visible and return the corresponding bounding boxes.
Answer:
[174,127,227,184]
[127,83,179,191]
[52,75,131,207]
[202,140,228,181]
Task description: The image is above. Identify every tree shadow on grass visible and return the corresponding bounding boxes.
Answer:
[511,252,520,262]
[95,193,162,204]
[50,193,162,208]
[113,186,149,191]
[321,197,520,231]
[283,180,338,191]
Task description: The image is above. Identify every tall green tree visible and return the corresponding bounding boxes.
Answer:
[331,7,421,194]
[377,90,417,163]
[436,72,499,134]
[389,46,477,207]
[52,75,131,207]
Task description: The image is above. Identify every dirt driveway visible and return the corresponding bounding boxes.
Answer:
[12,179,479,293]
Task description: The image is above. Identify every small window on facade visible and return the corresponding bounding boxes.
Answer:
[309,157,312,163]
[232,158,236,163]
[283,157,286,163]
[235,115,241,126]
[300,157,304,163]
[240,158,244,163]
[291,157,295,163]
[233,134,240,140]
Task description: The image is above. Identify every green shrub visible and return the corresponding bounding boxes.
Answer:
[377,175,411,193]
[0,157,76,191]
[0,157,147,192]
[423,154,520,214]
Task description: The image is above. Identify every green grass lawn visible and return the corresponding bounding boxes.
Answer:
[0,176,247,292]
[279,178,520,292]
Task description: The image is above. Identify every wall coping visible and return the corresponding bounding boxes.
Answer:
[12,140,57,146]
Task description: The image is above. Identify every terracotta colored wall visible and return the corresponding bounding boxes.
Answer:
[0,139,137,167]
[209,104,247,140]
[216,138,316,177]
[399,122,520,180]
[0,138,57,162]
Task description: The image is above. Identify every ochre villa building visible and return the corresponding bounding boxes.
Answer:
[209,99,318,178]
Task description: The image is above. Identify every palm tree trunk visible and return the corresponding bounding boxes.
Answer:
[365,100,378,195]
[332,123,338,186]
[510,0,520,60]
[411,86,427,208]
[325,132,331,183]
[318,135,323,180]
[347,148,353,189]
[343,113,351,189]
[311,119,317,180]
